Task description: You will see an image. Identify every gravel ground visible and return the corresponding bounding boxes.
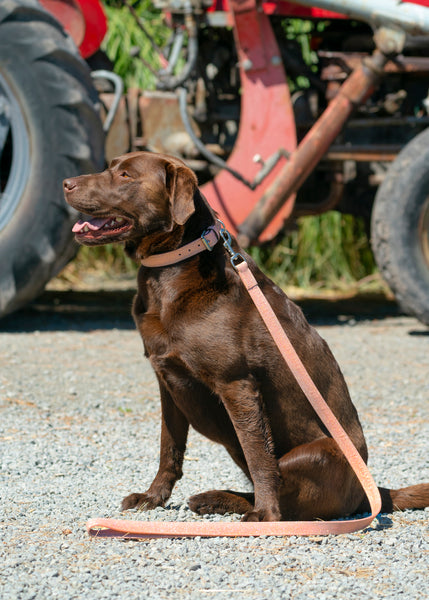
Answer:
[1,290,428,600]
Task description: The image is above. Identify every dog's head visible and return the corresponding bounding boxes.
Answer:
[63,151,198,249]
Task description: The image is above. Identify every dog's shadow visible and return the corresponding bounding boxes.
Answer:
[408,329,429,337]
[0,289,136,333]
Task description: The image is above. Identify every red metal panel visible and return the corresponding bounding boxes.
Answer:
[75,0,107,58]
[404,0,429,6]
[39,0,85,46]
[202,0,297,242]
[39,0,107,58]
[263,1,345,18]
[207,0,346,19]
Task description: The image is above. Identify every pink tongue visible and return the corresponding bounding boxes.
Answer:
[72,217,111,233]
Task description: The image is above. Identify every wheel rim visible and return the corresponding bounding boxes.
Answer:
[418,195,429,268]
[0,72,31,233]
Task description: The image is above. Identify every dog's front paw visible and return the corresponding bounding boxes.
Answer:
[242,507,281,522]
[121,492,165,511]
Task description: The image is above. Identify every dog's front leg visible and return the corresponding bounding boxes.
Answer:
[217,377,282,522]
[121,382,189,511]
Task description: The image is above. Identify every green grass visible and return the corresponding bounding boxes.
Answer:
[73,244,137,274]
[249,213,377,291]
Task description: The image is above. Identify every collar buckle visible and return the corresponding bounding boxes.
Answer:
[200,226,217,252]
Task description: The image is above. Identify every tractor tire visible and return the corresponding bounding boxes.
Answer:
[371,127,429,326]
[0,0,104,317]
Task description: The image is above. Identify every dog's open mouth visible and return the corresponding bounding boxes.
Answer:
[72,216,133,241]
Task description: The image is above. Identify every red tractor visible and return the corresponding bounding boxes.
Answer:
[2,0,429,324]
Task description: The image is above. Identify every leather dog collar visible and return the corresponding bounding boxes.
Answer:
[141,222,222,268]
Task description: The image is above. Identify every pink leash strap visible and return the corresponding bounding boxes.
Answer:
[87,229,381,539]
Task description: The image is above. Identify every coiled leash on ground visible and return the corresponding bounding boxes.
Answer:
[86,221,381,539]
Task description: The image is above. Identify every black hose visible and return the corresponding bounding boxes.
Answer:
[177,87,256,189]
[156,13,199,90]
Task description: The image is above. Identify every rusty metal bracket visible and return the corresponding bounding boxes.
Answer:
[237,48,390,246]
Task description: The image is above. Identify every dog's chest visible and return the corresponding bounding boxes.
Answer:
[133,280,214,358]
[136,310,171,356]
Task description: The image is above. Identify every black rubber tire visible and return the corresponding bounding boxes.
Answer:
[0,0,104,317]
[371,127,429,326]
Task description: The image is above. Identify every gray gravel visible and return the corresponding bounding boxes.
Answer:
[1,292,428,600]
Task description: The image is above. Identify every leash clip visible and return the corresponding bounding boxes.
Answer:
[218,220,245,270]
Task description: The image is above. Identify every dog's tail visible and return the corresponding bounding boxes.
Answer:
[357,483,429,513]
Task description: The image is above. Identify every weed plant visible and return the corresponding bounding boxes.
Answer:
[101,0,168,89]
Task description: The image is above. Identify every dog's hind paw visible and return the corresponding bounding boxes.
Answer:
[188,492,225,515]
[188,490,253,516]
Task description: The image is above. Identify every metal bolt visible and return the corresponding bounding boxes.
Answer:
[242,59,253,72]
[374,26,406,55]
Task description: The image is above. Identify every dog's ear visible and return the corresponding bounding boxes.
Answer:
[165,162,197,225]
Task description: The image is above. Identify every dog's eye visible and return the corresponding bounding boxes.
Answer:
[120,171,131,179]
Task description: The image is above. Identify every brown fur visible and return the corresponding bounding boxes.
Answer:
[64,151,429,522]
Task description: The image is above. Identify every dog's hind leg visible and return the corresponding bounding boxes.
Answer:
[189,438,369,521]
[188,490,254,516]
[277,437,366,521]
[188,438,366,521]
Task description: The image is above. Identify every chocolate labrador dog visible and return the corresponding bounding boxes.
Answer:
[64,151,429,522]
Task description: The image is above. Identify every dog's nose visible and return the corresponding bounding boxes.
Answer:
[63,178,77,192]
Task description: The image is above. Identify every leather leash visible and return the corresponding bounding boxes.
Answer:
[87,221,381,539]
